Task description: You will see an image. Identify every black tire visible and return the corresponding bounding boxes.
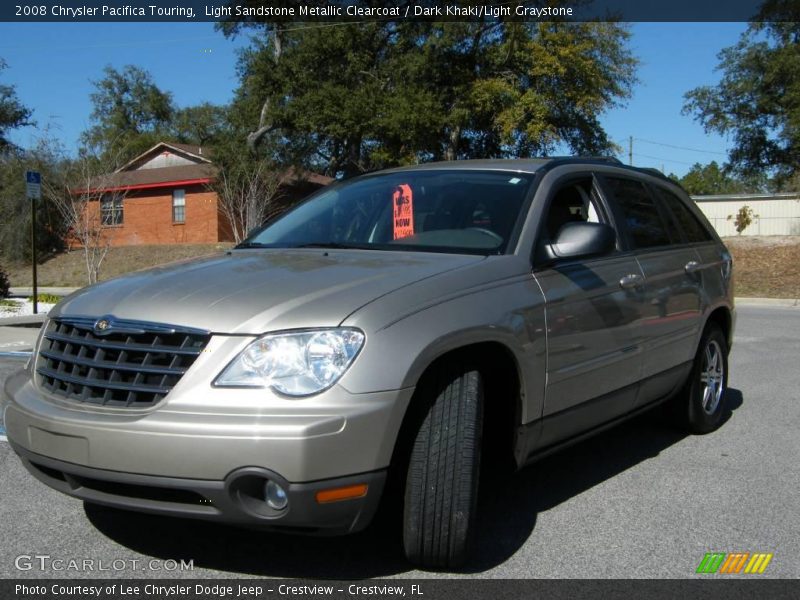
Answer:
[403,364,483,569]
[673,324,729,434]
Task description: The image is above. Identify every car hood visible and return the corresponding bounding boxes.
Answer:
[52,249,484,334]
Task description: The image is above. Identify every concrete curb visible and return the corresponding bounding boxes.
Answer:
[9,287,79,297]
[0,314,47,327]
[735,297,799,307]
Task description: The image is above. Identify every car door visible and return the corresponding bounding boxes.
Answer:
[532,173,646,449]
[598,175,704,406]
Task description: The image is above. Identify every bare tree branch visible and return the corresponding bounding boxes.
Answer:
[43,154,126,284]
[212,160,285,244]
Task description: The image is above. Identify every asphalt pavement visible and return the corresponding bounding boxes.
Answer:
[0,304,798,579]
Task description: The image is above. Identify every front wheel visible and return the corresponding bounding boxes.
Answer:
[403,364,483,569]
[676,324,729,434]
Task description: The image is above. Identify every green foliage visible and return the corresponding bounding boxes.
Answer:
[0,59,33,151]
[172,102,228,146]
[0,142,67,263]
[80,66,232,162]
[224,12,637,177]
[81,65,175,162]
[675,161,763,195]
[683,12,800,186]
[27,293,61,304]
[727,205,759,234]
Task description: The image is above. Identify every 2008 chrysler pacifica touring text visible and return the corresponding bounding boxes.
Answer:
[2,157,734,568]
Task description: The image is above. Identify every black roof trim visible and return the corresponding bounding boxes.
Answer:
[541,156,675,184]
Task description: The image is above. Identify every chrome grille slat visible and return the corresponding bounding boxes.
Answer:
[43,331,204,355]
[36,367,171,395]
[37,317,210,408]
[38,349,188,375]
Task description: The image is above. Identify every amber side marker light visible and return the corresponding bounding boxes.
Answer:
[315,484,369,504]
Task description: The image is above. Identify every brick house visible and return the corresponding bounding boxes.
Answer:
[80,142,332,246]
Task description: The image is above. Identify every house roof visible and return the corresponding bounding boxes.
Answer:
[84,163,218,194]
[78,140,332,194]
[116,141,213,173]
[164,142,214,160]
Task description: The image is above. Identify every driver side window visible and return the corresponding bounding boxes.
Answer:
[543,177,608,241]
[533,175,617,266]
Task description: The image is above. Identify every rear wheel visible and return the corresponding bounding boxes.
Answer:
[675,324,729,434]
[403,364,483,569]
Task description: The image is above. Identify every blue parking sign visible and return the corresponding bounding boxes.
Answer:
[26,170,41,199]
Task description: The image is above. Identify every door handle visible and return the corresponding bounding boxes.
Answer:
[619,273,643,290]
[685,261,702,275]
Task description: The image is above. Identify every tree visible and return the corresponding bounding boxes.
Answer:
[0,138,66,264]
[212,155,285,243]
[81,65,174,162]
[171,102,228,146]
[42,144,129,284]
[673,161,760,195]
[0,59,32,151]
[683,8,800,186]
[223,9,637,177]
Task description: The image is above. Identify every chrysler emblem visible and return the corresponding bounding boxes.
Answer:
[94,318,111,334]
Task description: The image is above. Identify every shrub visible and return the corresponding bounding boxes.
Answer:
[27,293,61,304]
[0,266,9,299]
[727,205,759,234]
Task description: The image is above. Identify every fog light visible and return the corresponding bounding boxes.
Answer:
[265,480,288,510]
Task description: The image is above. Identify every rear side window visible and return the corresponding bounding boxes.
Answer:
[603,177,671,249]
[654,187,713,243]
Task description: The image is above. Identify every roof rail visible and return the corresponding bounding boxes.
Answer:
[545,156,679,183]
[637,167,671,179]
[547,155,623,165]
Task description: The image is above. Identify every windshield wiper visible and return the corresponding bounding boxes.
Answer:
[236,241,372,250]
[235,242,273,249]
[293,242,368,250]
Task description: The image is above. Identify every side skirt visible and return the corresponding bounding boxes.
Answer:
[515,361,692,469]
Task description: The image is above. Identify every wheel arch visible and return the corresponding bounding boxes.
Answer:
[705,304,734,350]
[389,339,525,478]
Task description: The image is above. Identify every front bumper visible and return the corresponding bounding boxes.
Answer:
[11,442,385,534]
[3,356,413,533]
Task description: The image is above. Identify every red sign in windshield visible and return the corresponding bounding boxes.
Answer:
[393,184,414,240]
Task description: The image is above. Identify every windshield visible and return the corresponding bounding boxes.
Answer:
[240,170,535,255]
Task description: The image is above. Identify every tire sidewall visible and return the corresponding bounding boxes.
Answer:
[687,326,729,433]
[402,366,483,569]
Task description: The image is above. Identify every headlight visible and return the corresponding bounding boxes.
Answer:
[214,328,365,396]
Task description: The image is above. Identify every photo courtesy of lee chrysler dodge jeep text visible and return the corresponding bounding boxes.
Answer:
[2,157,734,569]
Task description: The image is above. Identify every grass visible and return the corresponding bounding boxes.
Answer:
[3,243,232,288]
[2,237,799,299]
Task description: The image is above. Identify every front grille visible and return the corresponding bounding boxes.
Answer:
[37,316,210,408]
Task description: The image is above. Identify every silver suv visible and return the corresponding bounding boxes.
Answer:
[3,158,734,569]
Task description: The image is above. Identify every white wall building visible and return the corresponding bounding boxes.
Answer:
[692,193,800,237]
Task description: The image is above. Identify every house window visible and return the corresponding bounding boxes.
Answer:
[100,193,123,226]
[173,189,185,223]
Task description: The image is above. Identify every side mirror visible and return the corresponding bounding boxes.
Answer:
[549,222,616,260]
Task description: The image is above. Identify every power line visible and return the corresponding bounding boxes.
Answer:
[635,153,697,167]
[634,138,727,156]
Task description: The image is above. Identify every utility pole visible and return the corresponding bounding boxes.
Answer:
[628,136,633,166]
[31,197,37,314]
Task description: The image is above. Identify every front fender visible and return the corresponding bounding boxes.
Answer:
[339,275,547,425]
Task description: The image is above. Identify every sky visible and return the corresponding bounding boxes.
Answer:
[0,21,746,177]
